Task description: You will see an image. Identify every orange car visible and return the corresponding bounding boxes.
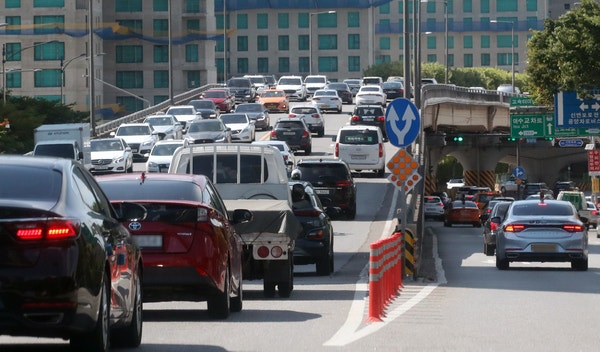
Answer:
[258,89,289,113]
[443,200,482,227]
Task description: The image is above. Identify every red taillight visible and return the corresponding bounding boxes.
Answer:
[257,246,270,258]
[334,142,339,157]
[378,143,383,157]
[563,224,584,232]
[504,224,525,233]
[592,210,599,216]
[289,113,297,118]
[312,113,320,118]
[438,202,444,207]
[313,97,321,101]
[14,219,79,241]
[270,130,277,138]
[490,222,499,231]
[302,130,309,137]
[376,116,385,122]
[295,210,322,217]
[336,180,351,187]
[351,115,360,121]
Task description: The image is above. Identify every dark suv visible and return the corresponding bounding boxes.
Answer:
[227,77,256,103]
[270,118,312,154]
[294,159,357,219]
[350,105,387,140]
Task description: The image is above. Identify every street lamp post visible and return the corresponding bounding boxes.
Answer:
[444,0,449,84]
[2,40,58,104]
[309,10,336,75]
[491,19,516,93]
[60,53,86,104]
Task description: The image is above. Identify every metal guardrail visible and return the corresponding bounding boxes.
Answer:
[94,83,224,137]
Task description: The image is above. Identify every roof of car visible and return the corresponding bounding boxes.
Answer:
[338,125,380,131]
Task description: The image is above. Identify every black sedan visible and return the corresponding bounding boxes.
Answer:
[325,82,354,104]
[289,181,338,276]
[381,81,405,100]
[0,155,144,351]
[270,117,312,155]
[235,102,271,131]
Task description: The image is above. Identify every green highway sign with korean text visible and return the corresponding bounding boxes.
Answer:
[510,113,554,138]
[510,97,535,107]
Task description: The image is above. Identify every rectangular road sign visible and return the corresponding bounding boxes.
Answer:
[510,97,535,107]
[510,113,554,138]
[554,127,600,137]
[555,91,600,129]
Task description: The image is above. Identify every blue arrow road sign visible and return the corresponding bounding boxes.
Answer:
[558,139,584,147]
[512,166,525,179]
[385,98,421,148]
[555,91,600,128]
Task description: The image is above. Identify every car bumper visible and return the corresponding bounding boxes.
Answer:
[496,233,587,262]
[90,160,128,174]
[141,266,221,302]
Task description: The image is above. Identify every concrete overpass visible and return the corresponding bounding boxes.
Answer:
[419,84,590,192]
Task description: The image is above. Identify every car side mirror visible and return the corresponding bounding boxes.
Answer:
[232,209,253,224]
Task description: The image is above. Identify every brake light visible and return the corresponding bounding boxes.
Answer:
[376,116,385,122]
[302,130,309,137]
[312,113,320,118]
[294,210,322,217]
[490,222,499,231]
[336,180,351,187]
[592,210,599,216]
[334,142,339,157]
[504,224,525,232]
[563,224,584,232]
[13,219,80,241]
[351,115,360,122]
[379,143,383,157]
[270,130,277,138]
[312,97,321,101]
[289,113,297,118]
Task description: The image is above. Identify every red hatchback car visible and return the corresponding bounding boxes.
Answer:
[97,172,252,319]
[201,89,236,113]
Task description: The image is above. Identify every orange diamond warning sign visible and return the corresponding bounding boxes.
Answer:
[387,149,421,192]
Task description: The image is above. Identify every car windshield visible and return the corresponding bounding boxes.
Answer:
[221,114,248,124]
[261,91,285,98]
[151,143,182,156]
[355,107,383,116]
[451,201,478,209]
[236,104,262,112]
[292,107,318,114]
[228,79,251,87]
[297,164,350,183]
[100,180,204,203]
[91,139,123,151]
[327,84,347,90]
[247,77,265,84]
[145,117,173,126]
[339,129,379,145]
[117,125,151,136]
[188,121,223,132]
[361,87,380,92]
[314,90,337,97]
[305,77,326,83]
[167,107,194,115]
[279,78,301,85]
[511,202,575,216]
[203,91,226,98]
[0,165,62,201]
[190,101,214,109]
[277,121,304,129]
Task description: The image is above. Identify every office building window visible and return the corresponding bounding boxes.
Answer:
[348,12,360,28]
[216,39,224,52]
[298,35,309,50]
[480,0,489,13]
[186,44,199,62]
[278,13,289,29]
[187,19,200,31]
[6,0,20,8]
[427,54,437,62]
[526,0,537,11]
[463,36,473,49]
[427,36,436,49]
[34,0,64,7]
[187,70,200,88]
[527,16,538,29]
[34,41,64,60]
[446,0,454,14]
[448,36,454,49]
[33,15,64,34]
[34,69,60,87]
[497,34,516,48]
[4,43,21,62]
[379,3,390,14]
[497,53,512,66]
[278,36,289,51]
[348,56,360,72]
[463,0,472,12]
[375,55,390,64]
[426,1,436,13]
[318,13,337,28]
[116,71,143,89]
[185,0,200,13]
[154,96,169,105]
[5,16,21,34]
[464,17,473,31]
[257,13,268,29]
[318,35,337,50]
[318,57,338,73]
[481,35,490,48]
[154,45,168,63]
[380,37,391,50]
[448,54,454,67]
[278,57,290,73]
[153,19,168,37]
[298,13,309,28]
[154,70,168,88]
[116,0,142,12]
[497,0,517,11]
[348,34,360,50]
[6,71,21,88]
[237,14,248,29]
[118,20,142,32]
[237,58,249,74]
[153,0,167,11]
[299,57,309,73]
[481,53,490,66]
[117,97,144,113]
[257,36,269,51]
[257,58,269,73]
[464,54,473,67]
[116,45,143,63]
[238,36,248,51]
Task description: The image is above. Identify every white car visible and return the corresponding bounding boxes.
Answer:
[288,104,325,137]
[355,85,387,106]
[446,178,465,190]
[276,75,307,101]
[219,113,256,142]
[165,105,201,129]
[333,125,386,177]
[424,195,446,220]
[111,123,162,160]
[145,139,185,172]
[310,89,342,113]
[89,137,133,174]
[143,114,184,140]
[304,75,328,96]
[252,140,296,172]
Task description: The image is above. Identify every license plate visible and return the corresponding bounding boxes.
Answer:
[131,148,138,153]
[363,117,375,121]
[321,104,330,108]
[531,244,557,252]
[351,154,367,160]
[95,165,108,170]
[133,235,162,248]
[315,189,329,195]
[283,132,295,135]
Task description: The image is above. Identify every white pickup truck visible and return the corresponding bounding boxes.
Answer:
[168,143,302,297]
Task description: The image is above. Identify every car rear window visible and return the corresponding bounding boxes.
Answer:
[185,155,268,183]
[511,202,574,216]
[339,129,379,145]
[425,196,442,204]
[297,164,350,183]
[0,165,62,201]
[354,107,383,116]
[100,180,204,202]
[291,107,318,114]
[276,121,304,129]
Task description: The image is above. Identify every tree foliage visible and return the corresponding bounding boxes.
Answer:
[527,0,600,105]
[0,97,88,154]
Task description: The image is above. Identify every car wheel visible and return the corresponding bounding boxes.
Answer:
[318,128,324,137]
[70,272,110,352]
[496,256,509,270]
[484,243,495,256]
[346,206,356,220]
[377,168,385,178]
[337,107,342,113]
[304,145,312,155]
[207,266,230,319]
[316,254,331,276]
[230,266,243,312]
[111,267,143,348]
[263,282,277,298]
[571,258,588,271]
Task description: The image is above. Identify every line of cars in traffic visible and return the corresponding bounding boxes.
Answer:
[425,184,596,271]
